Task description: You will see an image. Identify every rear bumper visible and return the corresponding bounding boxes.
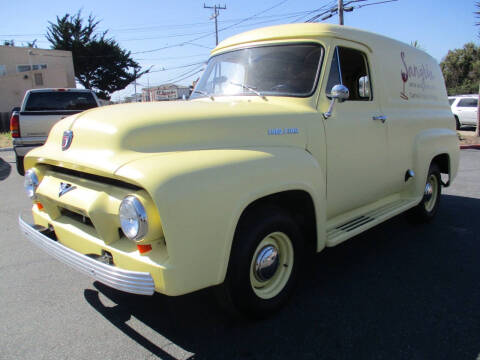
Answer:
[19,215,155,295]
[13,137,45,156]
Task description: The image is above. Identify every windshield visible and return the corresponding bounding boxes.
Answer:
[191,44,323,99]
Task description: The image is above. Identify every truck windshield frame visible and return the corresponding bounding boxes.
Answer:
[191,43,324,99]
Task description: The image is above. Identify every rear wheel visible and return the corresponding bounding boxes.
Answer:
[455,116,461,130]
[217,206,304,319]
[16,155,24,176]
[408,163,441,223]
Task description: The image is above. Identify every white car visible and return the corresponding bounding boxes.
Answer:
[449,95,478,129]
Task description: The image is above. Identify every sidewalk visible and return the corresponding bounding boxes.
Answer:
[458,129,480,149]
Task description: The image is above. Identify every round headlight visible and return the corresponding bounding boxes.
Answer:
[119,196,148,242]
[24,169,39,200]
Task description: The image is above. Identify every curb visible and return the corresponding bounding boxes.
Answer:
[460,144,480,150]
[0,147,13,152]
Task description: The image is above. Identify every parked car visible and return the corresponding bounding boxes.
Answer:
[449,94,478,129]
[19,23,459,318]
[11,88,100,175]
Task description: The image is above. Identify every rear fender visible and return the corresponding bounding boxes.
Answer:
[412,128,459,197]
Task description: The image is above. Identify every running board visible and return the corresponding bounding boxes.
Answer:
[326,198,418,247]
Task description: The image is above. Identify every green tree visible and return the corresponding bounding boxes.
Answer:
[440,43,480,95]
[46,11,147,99]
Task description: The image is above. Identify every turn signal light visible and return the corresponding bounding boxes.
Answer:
[10,112,20,138]
[137,244,152,254]
[36,202,44,210]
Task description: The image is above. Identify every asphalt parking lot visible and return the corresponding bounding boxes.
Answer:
[1,149,479,360]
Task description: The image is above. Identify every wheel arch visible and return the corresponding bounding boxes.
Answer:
[235,190,318,255]
[413,128,459,195]
[217,186,324,286]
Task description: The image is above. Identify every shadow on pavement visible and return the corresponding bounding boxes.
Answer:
[0,157,11,181]
[85,194,480,360]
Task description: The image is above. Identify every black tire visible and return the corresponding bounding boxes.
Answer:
[407,162,441,223]
[217,205,304,319]
[455,116,461,130]
[16,155,24,176]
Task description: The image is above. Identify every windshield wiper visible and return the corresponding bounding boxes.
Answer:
[192,89,214,101]
[230,81,267,101]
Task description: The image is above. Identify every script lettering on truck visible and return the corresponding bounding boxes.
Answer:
[400,51,437,101]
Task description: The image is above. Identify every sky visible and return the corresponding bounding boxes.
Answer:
[2,0,478,100]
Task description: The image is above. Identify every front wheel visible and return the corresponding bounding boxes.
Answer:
[217,206,304,319]
[408,163,441,223]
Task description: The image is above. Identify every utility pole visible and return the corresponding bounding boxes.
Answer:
[204,3,227,45]
[338,0,344,25]
[134,68,137,102]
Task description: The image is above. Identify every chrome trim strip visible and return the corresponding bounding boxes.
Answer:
[19,215,155,295]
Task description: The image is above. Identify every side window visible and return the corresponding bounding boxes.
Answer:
[458,98,478,107]
[326,47,341,94]
[326,46,372,101]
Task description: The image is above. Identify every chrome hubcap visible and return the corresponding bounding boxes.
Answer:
[424,174,439,212]
[254,245,279,281]
[249,231,294,299]
[424,182,433,201]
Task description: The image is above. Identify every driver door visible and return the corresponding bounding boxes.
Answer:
[323,43,390,219]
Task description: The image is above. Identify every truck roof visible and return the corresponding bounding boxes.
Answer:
[213,23,419,56]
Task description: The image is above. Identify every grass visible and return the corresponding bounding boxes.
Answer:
[0,132,12,148]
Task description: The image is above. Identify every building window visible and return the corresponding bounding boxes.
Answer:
[32,64,47,70]
[0,65,6,76]
[34,73,43,86]
[16,64,47,72]
[17,65,31,72]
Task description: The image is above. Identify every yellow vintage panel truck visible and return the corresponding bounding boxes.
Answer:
[20,23,459,318]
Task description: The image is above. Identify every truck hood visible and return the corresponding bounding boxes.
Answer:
[28,98,315,177]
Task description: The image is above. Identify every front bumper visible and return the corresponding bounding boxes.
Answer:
[19,215,155,295]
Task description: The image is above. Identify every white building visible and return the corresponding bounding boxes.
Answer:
[142,84,190,102]
[0,46,75,113]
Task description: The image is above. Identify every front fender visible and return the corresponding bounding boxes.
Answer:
[115,147,325,295]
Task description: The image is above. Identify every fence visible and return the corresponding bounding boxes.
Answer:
[0,112,10,133]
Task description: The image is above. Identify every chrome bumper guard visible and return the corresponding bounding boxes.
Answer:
[19,215,155,295]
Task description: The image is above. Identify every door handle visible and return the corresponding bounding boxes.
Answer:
[372,115,387,123]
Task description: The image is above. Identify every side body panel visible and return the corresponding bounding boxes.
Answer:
[357,37,458,202]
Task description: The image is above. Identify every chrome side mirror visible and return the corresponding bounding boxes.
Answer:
[323,84,350,119]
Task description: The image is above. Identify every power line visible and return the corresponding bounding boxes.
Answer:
[217,0,289,33]
[305,0,398,23]
[148,61,206,73]
[290,1,337,23]
[163,67,205,84]
[132,0,290,55]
